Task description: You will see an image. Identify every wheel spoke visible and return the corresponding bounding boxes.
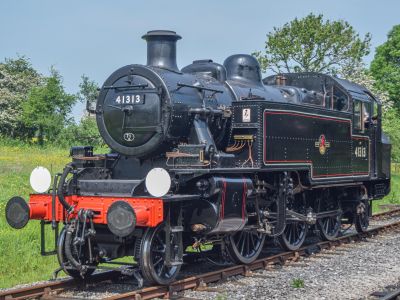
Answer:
[294,224,300,243]
[289,224,294,243]
[249,232,255,250]
[237,231,245,246]
[153,256,163,267]
[240,233,246,255]
[286,225,291,243]
[157,264,165,276]
[156,234,164,246]
[245,233,250,256]
[327,218,331,234]
[288,224,294,244]
[325,218,329,234]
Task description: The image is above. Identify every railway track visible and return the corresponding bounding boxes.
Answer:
[371,288,400,300]
[2,208,400,300]
[371,207,400,220]
[0,271,121,300]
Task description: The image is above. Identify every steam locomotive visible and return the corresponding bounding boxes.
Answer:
[5,30,391,285]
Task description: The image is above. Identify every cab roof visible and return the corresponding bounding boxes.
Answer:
[264,72,374,103]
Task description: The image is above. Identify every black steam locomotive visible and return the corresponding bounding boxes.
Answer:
[6,30,391,285]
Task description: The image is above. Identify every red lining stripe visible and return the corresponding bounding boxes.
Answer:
[220,179,226,219]
[264,111,350,123]
[242,178,246,220]
[265,160,312,163]
[313,172,369,178]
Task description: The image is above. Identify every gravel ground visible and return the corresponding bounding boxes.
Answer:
[183,230,400,300]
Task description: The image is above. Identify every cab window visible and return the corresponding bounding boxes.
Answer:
[372,99,379,122]
[332,86,349,111]
[363,102,371,125]
[353,100,371,133]
[302,92,325,107]
[353,101,362,131]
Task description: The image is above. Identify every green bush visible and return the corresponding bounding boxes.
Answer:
[56,117,103,148]
[382,108,400,162]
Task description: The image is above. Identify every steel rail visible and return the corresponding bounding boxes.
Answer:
[0,270,120,300]
[371,207,400,220]
[378,288,400,300]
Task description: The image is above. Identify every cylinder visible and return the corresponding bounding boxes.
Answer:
[29,202,47,219]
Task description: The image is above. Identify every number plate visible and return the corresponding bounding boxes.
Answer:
[115,94,145,105]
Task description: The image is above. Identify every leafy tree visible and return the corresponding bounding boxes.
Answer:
[253,13,371,75]
[22,68,76,145]
[78,74,99,115]
[340,62,391,110]
[0,56,42,138]
[77,75,101,144]
[370,25,400,108]
[56,75,102,147]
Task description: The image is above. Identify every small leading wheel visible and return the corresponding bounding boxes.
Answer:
[137,222,182,285]
[227,229,265,264]
[279,221,308,251]
[355,202,369,233]
[57,227,95,279]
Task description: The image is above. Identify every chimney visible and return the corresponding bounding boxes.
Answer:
[142,30,181,72]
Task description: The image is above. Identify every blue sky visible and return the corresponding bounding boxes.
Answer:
[1,0,399,119]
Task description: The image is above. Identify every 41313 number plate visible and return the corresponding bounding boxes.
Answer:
[115,94,145,105]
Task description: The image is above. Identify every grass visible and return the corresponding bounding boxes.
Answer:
[371,167,400,213]
[0,141,399,289]
[216,293,228,300]
[291,278,305,288]
[0,143,70,289]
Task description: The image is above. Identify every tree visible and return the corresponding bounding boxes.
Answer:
[56,75,102,147]
[78,74,99,116]
[370,25,400,108]
[253,14,371,75]
[0,56,42,138]
[77,75,101,144]
[78,75,99,118]
[340,62,391,110]
[381,108,400,162]
[22,68,76,145]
